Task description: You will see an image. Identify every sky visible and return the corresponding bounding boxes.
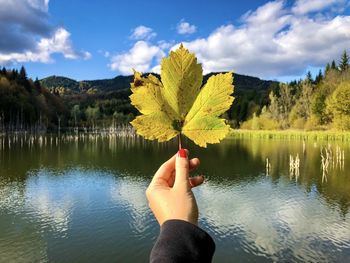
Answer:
[0,0,350,82]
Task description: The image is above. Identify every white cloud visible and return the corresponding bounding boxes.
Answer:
[292,0,346,15]
[0,0,90,65]
[111,0,350,79]
[27,0,49,12]
[157,40,173,50]
[109,41,164,75]
[172,0,350,78]
[98,50,110,58]
[194,179,350,260]
[0,28,91,64]
[177,19,197,34]
[130,25,157,40]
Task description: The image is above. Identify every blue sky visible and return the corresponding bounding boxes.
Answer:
[0,0,350,82]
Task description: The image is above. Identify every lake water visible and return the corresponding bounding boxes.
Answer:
[0,135,349,262]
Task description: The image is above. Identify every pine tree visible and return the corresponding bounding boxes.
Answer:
[325,63,330,73]
[19,66,30,92]
[315,69,323,84]
[306,71,313,84]
[19,66,27,80]
[34,77,42,92]
[331,60,337,70]
[339,50,349,72]
[1,67,6,75]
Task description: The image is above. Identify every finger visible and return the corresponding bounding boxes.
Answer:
[151,154,176,186]
[189,175,204,188]
[168,158,200,187]
[189,158,200,172]
[174,148,190,190]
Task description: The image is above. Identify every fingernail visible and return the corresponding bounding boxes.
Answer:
[178,148,187,158]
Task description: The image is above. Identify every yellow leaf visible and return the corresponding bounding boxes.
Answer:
[130,71,177,119]
[182,73,234,147]
[161,44,202,119]
[129,45,234,147]
[131,113,178,142]
[182,117,231,147]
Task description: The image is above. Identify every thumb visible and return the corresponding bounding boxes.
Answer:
[174,148,190,190]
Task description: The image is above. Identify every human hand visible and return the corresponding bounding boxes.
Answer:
[146,149,204,226]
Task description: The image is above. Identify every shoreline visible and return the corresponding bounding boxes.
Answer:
[2,129,350,142]
[229,129,350,141]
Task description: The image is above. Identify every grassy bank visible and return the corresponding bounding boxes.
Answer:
[229,129,350,141]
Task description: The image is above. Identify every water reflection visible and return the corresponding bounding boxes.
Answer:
[0,168,156,262]
[0,135,349,262]
[196,179,350,262]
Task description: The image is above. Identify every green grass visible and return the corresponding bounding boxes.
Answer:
[229,129,350,141]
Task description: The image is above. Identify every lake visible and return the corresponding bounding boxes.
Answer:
[0,134,349,262]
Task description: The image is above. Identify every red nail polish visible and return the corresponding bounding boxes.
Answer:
[178,148,187,158]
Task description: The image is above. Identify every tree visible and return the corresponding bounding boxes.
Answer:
[326,82,350,130]
[306,71,313,84]
[268,91,279,120]
[85,106,101,126]
[325,63,331,73]
[34,77,42,92]
[71,105,80,126]
[315,70,323,84]
[113,111,126,124]
[296,83,313,119]
[279,84,293,124]
[331,60,337,70]
[19,66,27,80]
[339,50,349,72]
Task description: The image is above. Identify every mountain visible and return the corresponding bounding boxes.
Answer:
[41,76,79,91]
[40,73,277,94]
[41,73,279,126]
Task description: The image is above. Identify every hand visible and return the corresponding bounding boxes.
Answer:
[146,149,204,226]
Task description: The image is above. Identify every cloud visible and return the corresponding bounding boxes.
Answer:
[174,0,350,78]
[111,0,350,79]
[104,51,110,58]
[177,19,197,34]
[0,28,91,64]
[292,0,346,15]
[0,0,90,65]
[195,179,350,260]
[130,25,157,40]
[109,41,164,74]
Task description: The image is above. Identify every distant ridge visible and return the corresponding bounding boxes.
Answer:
[40,73,278,94]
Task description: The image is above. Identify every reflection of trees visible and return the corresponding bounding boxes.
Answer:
[1,136,350,261]
[1,135,349,215]
[235,139,350,215]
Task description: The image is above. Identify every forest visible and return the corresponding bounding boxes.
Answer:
[0,67,66,132]
[241,50,350,131]
[0,51,349,133]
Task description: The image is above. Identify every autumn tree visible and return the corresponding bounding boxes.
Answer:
[326,82,350,130]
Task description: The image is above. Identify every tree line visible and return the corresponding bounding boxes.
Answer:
[1,50,349,133]
[0,66,66,132]
[241,50,350,131]
[0,67,135,132]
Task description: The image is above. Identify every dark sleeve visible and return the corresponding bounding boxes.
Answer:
[150,219,215,263]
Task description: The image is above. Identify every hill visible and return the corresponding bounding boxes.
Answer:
[41,76,80,92]
[40,73,277,94]
[40,72,278,127]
